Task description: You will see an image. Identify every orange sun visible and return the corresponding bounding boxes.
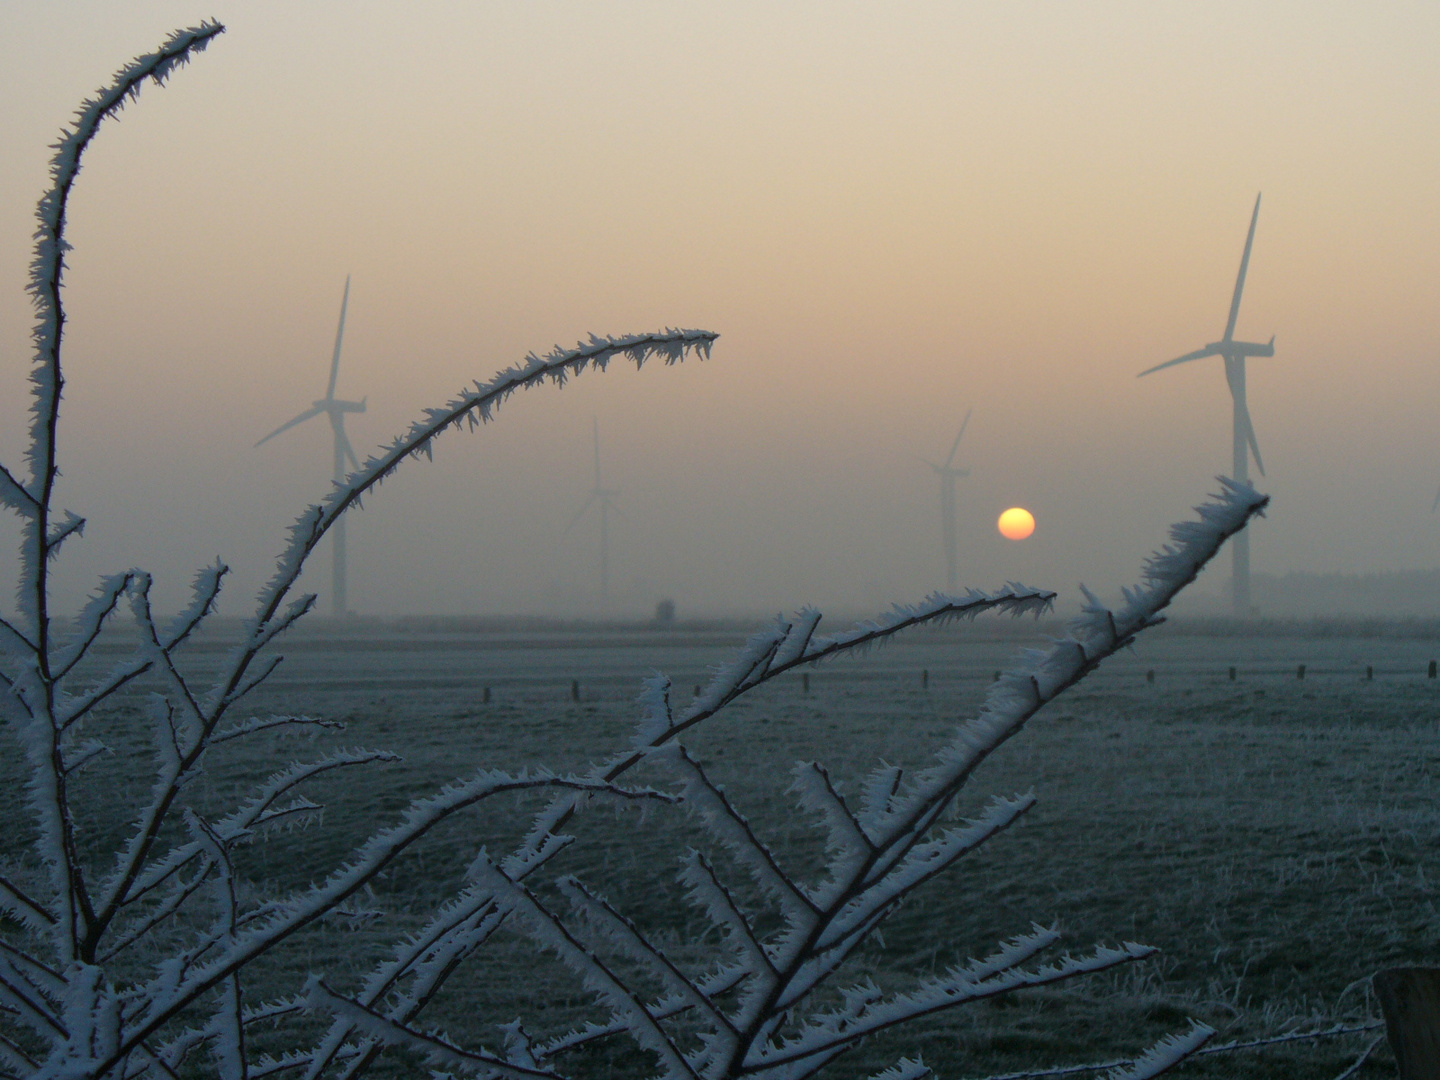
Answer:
[997,507,1036,541]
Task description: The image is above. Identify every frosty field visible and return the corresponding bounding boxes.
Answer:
[24,616,1436,1078]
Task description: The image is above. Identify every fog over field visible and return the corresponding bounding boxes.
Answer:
[2,3,1439,619]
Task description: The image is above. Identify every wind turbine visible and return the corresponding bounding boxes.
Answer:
[1139,194,1275,615]
[923,409,971,592]
[256,276,367,617]
[564,418,620,601]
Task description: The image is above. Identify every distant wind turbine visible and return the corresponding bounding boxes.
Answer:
[1139,194,1275,615]
[922,409,972,592]
[256,276,366,617]
[564,418,620,601]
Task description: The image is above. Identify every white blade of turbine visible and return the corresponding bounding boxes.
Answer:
[326,275,351,401]
[255,404,325,447]
[330,413,361,472]
[1138,344,1220,377]
[563,493,597,537]
[1240,399,1265,476]
[1225,361,1266,478]
[1223,193,1261,344]
[1433,486,1440,514]
[944,408,973,469]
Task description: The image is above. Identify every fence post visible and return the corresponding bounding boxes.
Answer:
[571,679,580,702]
[1374,967,1440,1079]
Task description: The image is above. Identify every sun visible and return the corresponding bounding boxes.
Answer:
[997,507,1036,541]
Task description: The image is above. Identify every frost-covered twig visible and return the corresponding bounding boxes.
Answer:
[0,25,725,1078]
[233,327,715,690]
[304,979,567,1079]
[1331,1032,1386,1080]
[297,586,1057,1074]
[966,1019,1386,1079]
[1,13,1279,1080]
[394,482,1263,1080]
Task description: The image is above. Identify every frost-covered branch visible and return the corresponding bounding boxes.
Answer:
[296,585,1058,1073]
[517,585,1055,865]
[1,12,1276,1079]
[19,19,224,643]
[237,328,716,667]
[303,478,1261,1074]
[416,482,1266,1080]
[304,979,567,1080]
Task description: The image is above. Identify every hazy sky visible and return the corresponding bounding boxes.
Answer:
[2,2,1438,619]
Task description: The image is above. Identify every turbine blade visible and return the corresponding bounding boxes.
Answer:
[1138,345,1219,377]
[1433,486,1440,514]
[945,408,972,468]
[336,422,361,472]
[1223,193,1261,343]
[563,494,597,538]
[326,275,351,400]
[255,405,324,447]
[1237,397,1265,477]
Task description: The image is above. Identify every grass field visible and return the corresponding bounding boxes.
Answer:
[12,618,1440,1077]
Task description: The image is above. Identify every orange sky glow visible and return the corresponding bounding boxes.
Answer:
[1,3,1438,617]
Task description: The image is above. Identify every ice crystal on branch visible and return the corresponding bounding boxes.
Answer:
[0,20,1265,1080]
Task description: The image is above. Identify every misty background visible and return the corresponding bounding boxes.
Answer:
[1,2,1438,620]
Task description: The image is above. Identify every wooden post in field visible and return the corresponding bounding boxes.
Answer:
[571,679,580,702]
[1375,967,1440,1079]
[1297,664,1306,680]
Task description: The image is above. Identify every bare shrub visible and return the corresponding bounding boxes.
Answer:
[0,24,1267,1080]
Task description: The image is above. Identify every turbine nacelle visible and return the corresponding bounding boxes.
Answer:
[1138,335,1275,377]
[926,463,970,479]
[315,397,367,414]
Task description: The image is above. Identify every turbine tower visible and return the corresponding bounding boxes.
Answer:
[564,418,620,601]
[256,276,366,617]
[1139,194,1275,615]
[923,409,972,592]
